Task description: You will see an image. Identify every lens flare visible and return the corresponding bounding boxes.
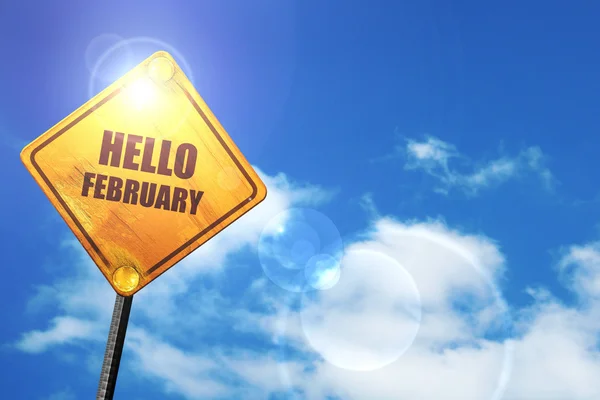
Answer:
[300,248,422,371]
[258,208,343,293]
[125,77,156,110]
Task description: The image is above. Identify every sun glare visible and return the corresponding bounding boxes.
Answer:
[125,77,156,109]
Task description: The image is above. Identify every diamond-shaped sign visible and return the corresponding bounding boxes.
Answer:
[21,51,267,296]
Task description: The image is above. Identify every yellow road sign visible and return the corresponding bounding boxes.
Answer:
[21,51,267,296]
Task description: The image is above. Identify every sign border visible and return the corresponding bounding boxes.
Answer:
[27,70,260,278]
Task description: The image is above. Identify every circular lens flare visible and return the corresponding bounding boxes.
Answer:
[304,254,341,290]
[258,208,343,293]
[85,33,133,81]
[275,227,514,400]
[300,249,422,371]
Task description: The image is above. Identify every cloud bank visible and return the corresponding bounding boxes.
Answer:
[13,169,600,400]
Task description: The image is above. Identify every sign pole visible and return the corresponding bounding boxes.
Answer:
[96,294,133,400]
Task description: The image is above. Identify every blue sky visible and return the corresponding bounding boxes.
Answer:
[2,1,600,399]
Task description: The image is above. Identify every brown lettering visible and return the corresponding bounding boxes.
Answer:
[154,185,171,210]
[98,130,124,167]
[123,179,140,205]
[94,174,108,199]
[105,176,123,201]
[139,182,157,207]
[171,187,188,212]
[140,137,157,173]
[174,143,197,179]
[189,190,204,215]
[81,172,95,197]
[157,140,173,176]
[123,134,143,171]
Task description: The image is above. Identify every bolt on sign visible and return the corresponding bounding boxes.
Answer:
[21,51,267,296]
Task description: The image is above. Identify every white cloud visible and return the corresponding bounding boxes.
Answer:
[126,328,229,399]
[406,136,459,169]
[558,241,600,299]
[15,169,600,400]
[298,248,422,371]
[244,220,600,400]
[16,316,101,353]
[250,218,513,400]
[14,168,334,399]
[402,136,556,195]
[125,326,310,399]
[358,192,380,220]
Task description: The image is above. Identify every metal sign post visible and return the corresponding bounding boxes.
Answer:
[96,294,133,400]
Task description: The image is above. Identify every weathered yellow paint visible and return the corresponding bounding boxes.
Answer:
[20,51,267,296]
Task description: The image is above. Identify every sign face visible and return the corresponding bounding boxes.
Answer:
[21,51,267,296]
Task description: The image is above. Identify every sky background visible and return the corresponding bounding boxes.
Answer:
[2,1,600,399]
